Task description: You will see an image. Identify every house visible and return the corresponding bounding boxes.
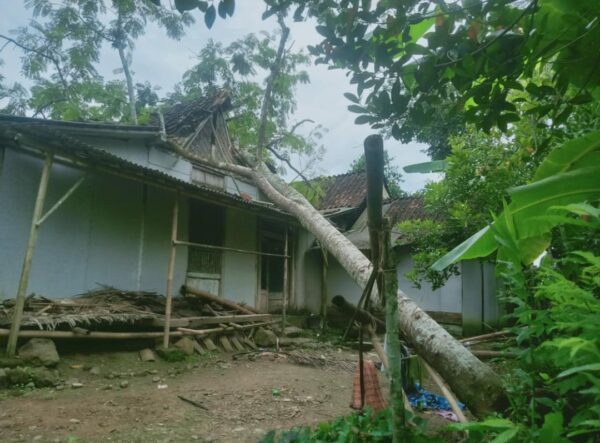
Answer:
[299,172,500,335]
[0,92,302,315]
[0,93,497,336]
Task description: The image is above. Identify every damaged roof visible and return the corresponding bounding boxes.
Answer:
[343,196,435,249]
[0,113,289,220]
[313,171,369,211]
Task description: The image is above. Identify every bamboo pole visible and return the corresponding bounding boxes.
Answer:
[282,228,289,331]
[35,174,86,227]
[320,247,328,332]
[183,285,258,315]
[178,320,279,335]
[163,194,179,348]
[365,134,405,441]
[420,358,468,423]
[1,328,179,340]
[6,152,54,356]
[174,240,290,258]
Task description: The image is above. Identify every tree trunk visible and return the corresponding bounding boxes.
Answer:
[214,159,505,416]
[117,43,137,125]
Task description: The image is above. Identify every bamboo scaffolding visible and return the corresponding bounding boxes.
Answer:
[6,152,54,356]
[163,195,179,348]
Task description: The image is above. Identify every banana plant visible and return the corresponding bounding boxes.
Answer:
[432,131,600,271]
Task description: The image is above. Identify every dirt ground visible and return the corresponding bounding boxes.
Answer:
[0,344,365,443]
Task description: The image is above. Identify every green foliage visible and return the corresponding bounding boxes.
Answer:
[433,131,600,272]
[348,149,406,198]
[172,31,324,173]
[263,0,600,144]
[4,0,193,121]
[400,127,535,288]
[259,408,436,443]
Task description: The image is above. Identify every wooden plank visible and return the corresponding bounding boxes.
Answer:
[193,339,206,355]
[184,285,258,315]
[230,336,245,352]
[202,337,217,351]
[243,337,257,350]
[219,336,234,352]
[152,314,273,328]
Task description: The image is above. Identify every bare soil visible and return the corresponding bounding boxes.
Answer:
[0,345,362,443]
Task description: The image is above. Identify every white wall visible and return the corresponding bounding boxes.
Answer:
[220,207,258,306]
[0,148,188,299]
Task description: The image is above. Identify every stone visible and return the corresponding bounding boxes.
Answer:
[283,326,304,337]
[6,367,31,385]
[173,338,195,356]
[254,328,278,347]
[71,382,83,389]
[89,367,102,376]
[18,339,59,367]
[119,380,129,389]
[139,348,156,362]
[30,368,59,388]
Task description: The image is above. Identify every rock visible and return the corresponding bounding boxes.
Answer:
[0,356,22,368]
[173,338,195,356]
[7,367,31,385]
[18,339,59,367]
[283,326,304,337]
[71,382,83,389]
[30,367,59,388]
[69,418,80,424]
[152,376,161,383]
[89,366,102,376]
[119,380,129,389]
[254,328,278,347]
[139,348,156,362]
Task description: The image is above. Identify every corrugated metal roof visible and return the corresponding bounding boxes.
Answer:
[0,115,289,219]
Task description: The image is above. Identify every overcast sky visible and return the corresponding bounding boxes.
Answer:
[0,1,440,192]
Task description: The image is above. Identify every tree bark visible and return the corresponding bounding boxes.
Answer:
[211,158,505,416]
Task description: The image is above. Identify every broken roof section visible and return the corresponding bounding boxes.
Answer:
[316,171,369,212]
[0,91,289,219]
[344,196,436,250]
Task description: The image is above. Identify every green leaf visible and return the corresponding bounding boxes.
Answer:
[224,0,234,16]
[174,0,199,13]
[557,363,600,378]
[539,412,564,443]
[348,104,366,113]
[344,92,360,103]
[403,160,447,173]
[409,17,435,41]
[204,4,216,28]
[354,115,371,125]
[432,225,496,271]
[491,427,520,443]
[218,1,227,18]
[534,131,600,181]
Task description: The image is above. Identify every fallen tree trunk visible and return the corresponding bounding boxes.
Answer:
[227,162,505,416]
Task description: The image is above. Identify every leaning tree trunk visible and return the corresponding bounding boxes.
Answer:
[217,158,506,417]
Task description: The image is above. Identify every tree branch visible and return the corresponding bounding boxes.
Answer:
[255,13,290,162]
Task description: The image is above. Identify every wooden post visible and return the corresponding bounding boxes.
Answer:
[6,152,54,356]
[282,227,289,330]
[163,194,179,348]
[320,247,328,332]
[365,135,405,441]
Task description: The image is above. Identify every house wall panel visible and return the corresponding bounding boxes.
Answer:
[0,148,189,300]
[220,207,258,307]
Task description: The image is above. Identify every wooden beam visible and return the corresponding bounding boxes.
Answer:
[420,357,468,423]
[36,174,86,226]
[152,314,273,328]
[163,194,179,348]
[177,319,280,336]
[183,285,258,315]
[174,240,290,259]
[6,152,53,356]
[282,228,289,330]
[1,328,183,340]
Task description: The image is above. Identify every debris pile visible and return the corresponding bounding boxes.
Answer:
[0,285,287,355]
